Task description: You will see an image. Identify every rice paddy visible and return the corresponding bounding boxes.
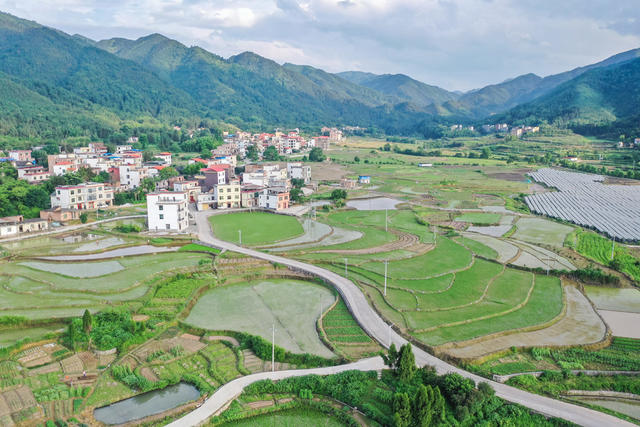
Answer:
[209,212,304,246]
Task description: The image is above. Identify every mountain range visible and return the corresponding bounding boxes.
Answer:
[0,11,638,140]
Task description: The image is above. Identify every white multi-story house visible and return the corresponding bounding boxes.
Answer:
[258,188,290,211]
[52,161,78,176]
[146,191,189,232]
[154,152,172,165]
[17,165,50,183]
[287,162,312,183]
[50,183,114,210]
[116,145,133,153]
[118,165,143,190]
[173,180,201,203]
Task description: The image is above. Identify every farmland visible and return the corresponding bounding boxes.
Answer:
[209,212,304,246]
[186,279,336,358]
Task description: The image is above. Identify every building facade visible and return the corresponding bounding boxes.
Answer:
[146,191,189,232]
[50,183,114,210]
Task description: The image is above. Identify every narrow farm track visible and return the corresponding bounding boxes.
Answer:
[178,210,633,427]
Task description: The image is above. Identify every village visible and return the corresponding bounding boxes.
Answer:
[0,127,346,237]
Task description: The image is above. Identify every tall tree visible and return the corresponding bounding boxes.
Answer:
[397,343,416,381]
[392,392,411,427]
[413,384,432,426]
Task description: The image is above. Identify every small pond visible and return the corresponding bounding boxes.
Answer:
[93,382,200,425]
[346,197,402,211]
[571,396,640,420]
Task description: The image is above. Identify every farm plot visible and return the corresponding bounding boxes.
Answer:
[511,217,574,247]
[209,212,304,246]
[185,279,335,358]
[359,237,471,279]
[321,300,380,360]
[444,285,604,359]
[20,260,125,277]
[462,233,519,263]
[575,231,640,281]
[526,168,640,241]
[0,326,62,348]
[455,212,501,225]
[261,219,332,248]
[585,286,640,313]
[0,253,208,292]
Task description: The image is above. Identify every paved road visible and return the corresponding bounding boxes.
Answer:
[167,357,385,426]
[174,211,632,426]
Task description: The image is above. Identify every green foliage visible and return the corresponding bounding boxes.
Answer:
[114,224,141,233]
[309,147,326,162]
[262,146,279,161]
[65,309,149,351]
[79,212,88,224]
[575,231,640,281]
[237,332,336,368]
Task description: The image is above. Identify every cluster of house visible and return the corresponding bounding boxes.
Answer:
[618,138,640,149]
[146,162,312,232]
[219,127,343,157]
[2,141,173,188]
[479,123,540,137]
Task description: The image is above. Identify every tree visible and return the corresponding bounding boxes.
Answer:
[309,147,325,162]
[392,392,411,427]
[246,144,259,161]
[330,189,347,201]
[396,343,416,381]
[354,156,360,163]
[413,384,432,427]
[159,167,179,180]
[480,147,491,159]
[82,309,93,334]
[263,146,279,161]
[383,143,391,152]
[68,322,77,350]
[142,149,155,162]
[290,187,303,203]
[79,212,88,224]
[384,343,399,368]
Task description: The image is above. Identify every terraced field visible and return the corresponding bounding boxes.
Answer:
[321,300,380,360]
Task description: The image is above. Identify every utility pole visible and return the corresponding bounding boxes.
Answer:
[611,237,615,261]
[388,323,394,348]
[384,260,388,297]
[385,208,388,232]
[238,229,242,246]
[271,324,275,372]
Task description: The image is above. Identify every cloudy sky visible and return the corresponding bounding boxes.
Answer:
[1,0,639,91]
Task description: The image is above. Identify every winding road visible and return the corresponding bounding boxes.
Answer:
[169,210,632,426]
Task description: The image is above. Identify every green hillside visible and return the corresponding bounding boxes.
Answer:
[498,57,640,137]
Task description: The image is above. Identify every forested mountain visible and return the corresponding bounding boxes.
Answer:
[0,10,638,141]
[497,57,640,138]
[97,35,428,131]
[338,72,459,107]
[0,13,201,138]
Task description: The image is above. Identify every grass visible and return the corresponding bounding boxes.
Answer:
[419,275,562,346]
[219,408,348,427]
[455,213,501,225]
[360,237,471,279]
[457,236,499,259]
[186,279,336,358]
[0,325,62,347]
[179,243,221,254]
[407,268,533,331]
[416,259,503,310]
[209,212,304,246]
[512,218,574,247]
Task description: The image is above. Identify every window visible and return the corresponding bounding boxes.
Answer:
[166,224,170,230]
[159,205,163,211]
[159,214,164,219]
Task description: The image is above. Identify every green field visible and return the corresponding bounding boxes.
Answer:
[219,408,348,426]
[186,279,335,357]
[209,212,304,246]
[455,212,501,224]
[576,231,640,281]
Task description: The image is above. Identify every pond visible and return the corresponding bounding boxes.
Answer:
[346,197,402,211]
[93,382,200,425]
[571,396,640,420]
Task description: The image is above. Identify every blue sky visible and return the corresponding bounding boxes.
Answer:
[1,0,638,91]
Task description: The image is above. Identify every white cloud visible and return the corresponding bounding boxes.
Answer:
[0,0,638,90]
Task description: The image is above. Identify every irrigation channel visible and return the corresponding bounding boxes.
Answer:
[164,210,634,427]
